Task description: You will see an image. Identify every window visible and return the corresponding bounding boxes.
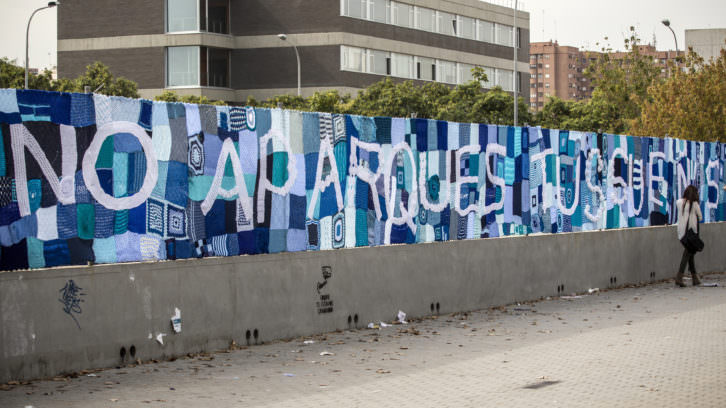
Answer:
[530,83,536,88]
[545,83,550,88]
[497,69,513,91]
[530,93,536,99]
[167,46,199,86]
[205,47,230,87]
[458,63,475,83]
[369,0,389,23]
[477,20,494,43]
[207,0,229,34]
[545,74,550,79]
[437,60,456,84]
[496,23,513,47]
[368,49,391,75]
[341,45,365,72]
[167,0,198,32]
[167,46,229,87]
[391,1,413,28]
[437,11,456,36]
[391,53,414,78]
[544,54,550,59]
[416,56,436,81]
[459,16,475,39]
[416,7,435,32]
[545,64,550,69]
[166,0,229,34]
[342,0,366,18]
[530,103,537,108]
[537,73,543,79]
[480,66,494,86]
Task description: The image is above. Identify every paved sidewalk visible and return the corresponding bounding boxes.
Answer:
[2,273,725,408]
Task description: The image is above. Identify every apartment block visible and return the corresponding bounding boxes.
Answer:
[528,41,593,111]
[57,0,530,104]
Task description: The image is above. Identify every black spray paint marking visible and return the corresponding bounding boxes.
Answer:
[316,266,333,314]
[58,280,85,329]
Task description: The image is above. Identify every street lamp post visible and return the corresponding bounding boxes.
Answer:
[277,34,301,97]
[26,2,60,89]
[661,19,679,75]
[513,0,518,127]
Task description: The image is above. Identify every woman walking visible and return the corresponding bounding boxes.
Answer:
[675,185,702,287]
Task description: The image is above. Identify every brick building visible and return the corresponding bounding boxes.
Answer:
[528,41,594,111]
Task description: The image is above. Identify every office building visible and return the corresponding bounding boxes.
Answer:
[58,0,530,104]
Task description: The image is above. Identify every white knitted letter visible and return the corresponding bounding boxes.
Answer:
[11,124,77,216]
[201,138,254,231]
[82,121,158,211]
[257,128,298,223]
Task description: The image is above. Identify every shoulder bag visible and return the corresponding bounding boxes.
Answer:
[680,202,704,253]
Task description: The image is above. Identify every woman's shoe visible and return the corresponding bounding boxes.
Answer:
[692,273,701,286]
[675,280,687,287]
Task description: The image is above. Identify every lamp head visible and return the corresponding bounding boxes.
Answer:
[48,1,59,7]
[277,34,287,41]
[661,19,670,27]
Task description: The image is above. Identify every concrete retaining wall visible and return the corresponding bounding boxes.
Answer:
[2,223,725,382]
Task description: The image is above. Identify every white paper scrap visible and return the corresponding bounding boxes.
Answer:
[397,310,408,324]
[156,333,166,345]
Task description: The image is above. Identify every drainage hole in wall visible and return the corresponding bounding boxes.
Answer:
[614,277,617,284]
[129,345,136,358]
[436,302,440,313]
[354,314,359,324]
[120,347,126,359]
[253,329,259,340]
[430,303,434,312]
[561,285,565,293]
[347,315,352,324]
[245,330,251,340]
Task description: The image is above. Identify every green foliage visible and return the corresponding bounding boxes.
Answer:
[0,58,139,98]
[154,90,226,106]
[631,46,726,142]
[1,57,55,90]
[581,27,663,134]
[242,66,528,125]
[69,62,139,98]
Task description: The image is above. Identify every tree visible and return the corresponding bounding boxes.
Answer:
[582,27,663,134]
[1,58,140,99]
[349,78,425,118]
[0,57,55,90]
[630,46,726,142]
[65,62,139,98]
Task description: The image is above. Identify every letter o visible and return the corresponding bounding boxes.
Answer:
[82,121,158,210]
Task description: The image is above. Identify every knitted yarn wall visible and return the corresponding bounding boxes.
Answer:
[0,89,723,270]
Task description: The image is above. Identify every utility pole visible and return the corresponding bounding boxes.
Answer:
[513,0,518,127]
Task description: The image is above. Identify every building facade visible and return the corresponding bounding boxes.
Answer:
[528,41,594,111]
[529,41,685,112]
[58,0,530,104]
[685,28,726,62]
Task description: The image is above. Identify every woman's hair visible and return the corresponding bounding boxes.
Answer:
[682,185,699,205]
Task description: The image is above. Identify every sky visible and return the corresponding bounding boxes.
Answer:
[0,0,724,71]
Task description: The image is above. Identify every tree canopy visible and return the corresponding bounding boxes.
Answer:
[0,59,138,98]
[630,46,726,142]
